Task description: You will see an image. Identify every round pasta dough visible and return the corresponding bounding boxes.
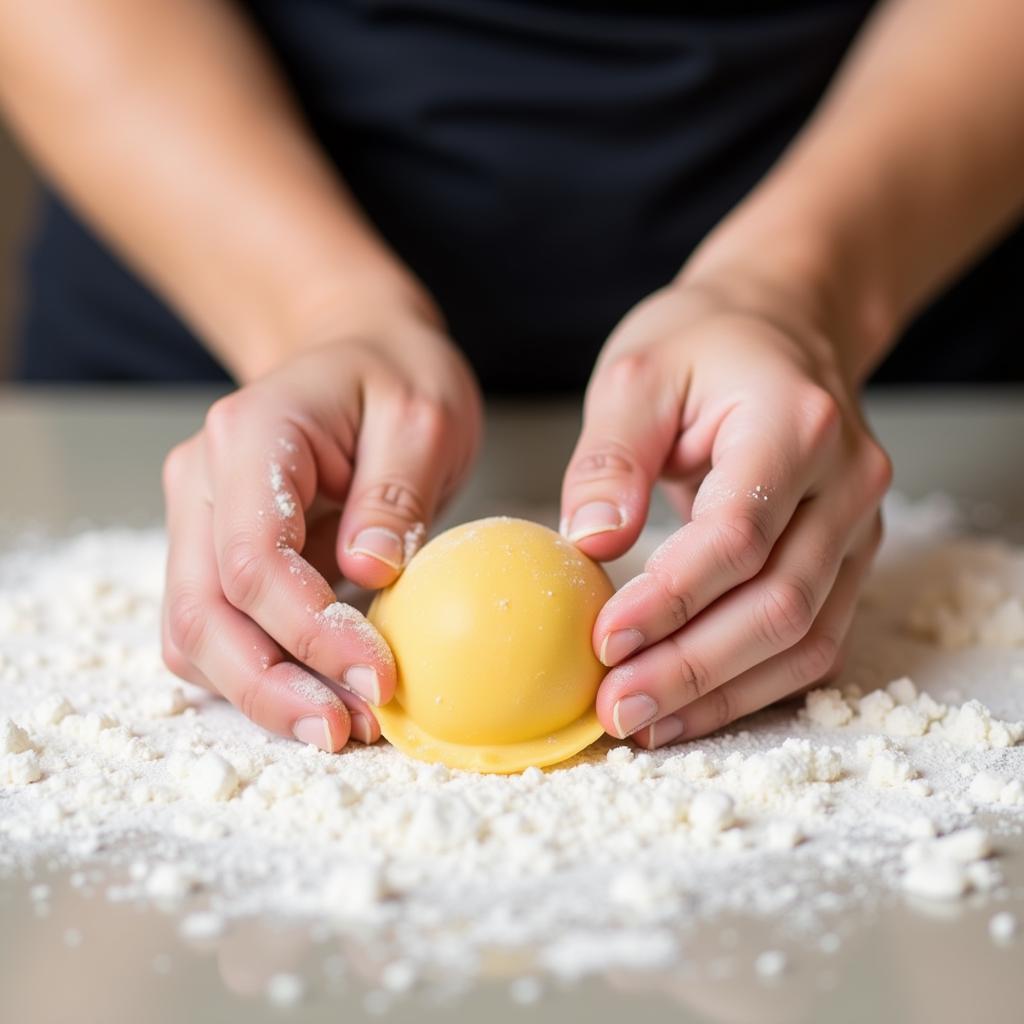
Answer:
[368,517,613,773]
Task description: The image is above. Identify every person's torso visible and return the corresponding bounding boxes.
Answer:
[22,1,1024,389]
[241,0,878,390]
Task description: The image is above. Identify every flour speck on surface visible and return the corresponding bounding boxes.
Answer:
[1,499,1023,992]
[266,972,306,1008]
[988,910,1018,945]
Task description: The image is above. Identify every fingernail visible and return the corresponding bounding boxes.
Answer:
[611,693,659,738]
[343,664,381,705]
[565,501,624,543]
[348,527,404,570]
[293,715,334,752]
[640,716,684,749]
[349,713,373,745]
[600,628,645,667]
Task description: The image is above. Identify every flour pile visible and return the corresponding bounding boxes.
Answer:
[1,497,1023,996]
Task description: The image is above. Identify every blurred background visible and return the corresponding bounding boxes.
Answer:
[0,125,32,379]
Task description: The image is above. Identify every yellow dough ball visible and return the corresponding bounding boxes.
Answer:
[368,516,613,773]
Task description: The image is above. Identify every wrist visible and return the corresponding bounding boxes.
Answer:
[678,201,898,387]
[227,261,445,383]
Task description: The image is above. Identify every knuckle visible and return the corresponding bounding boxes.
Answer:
[292,623,323,668]
[162,442,191,494]
[647,567,693,630]
[592,351,652,400]
[756,577,816,649]
[708,509,771,580]
[203,394,244,442]
[239,676,269,725]
[220,536,269,610]
[160,639,192,680]
[793,630,841,686]
[166,588,209,660]
[404,397,450,454]
[862,441,894,498]
[571,443,637,484]
[705,684,735,733]
[671,639,712,702]
[826,639,848,681]
[359,480,428,523]
[799,387,841,449]
[867,513,885,554]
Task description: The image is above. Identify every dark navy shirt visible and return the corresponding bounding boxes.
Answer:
[14,0,1024,389]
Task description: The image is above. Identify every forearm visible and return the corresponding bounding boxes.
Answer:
[680,0,1024,384]
[0,0,434,381]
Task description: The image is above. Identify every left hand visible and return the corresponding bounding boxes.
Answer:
[560,279,892,748]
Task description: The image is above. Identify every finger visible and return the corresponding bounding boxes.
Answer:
[560,352,682,561]
[161,438,216,694]
[596,490,867,739]
[300,506,343,583]
[163,487,354,751]
[337,394,452,589]
[325,679,381,746]
[203,406,397,707]
[634,524,879,747]
[593,395,842,666]
[160,610,214,691]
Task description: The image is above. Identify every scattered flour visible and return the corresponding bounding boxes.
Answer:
[802,676,1023,749]
[906,558,1024,650]
[902,858,970,901]
[178,910,226,941]
[900,826,997,900]
[0,749,41,785]
[189,751,239,803]
[140,686,188,719]
[0,716,32,754]
[688,791,736,833]
[31,694,74,728]
[266,973,305,1008]
[989,911,1018,945]
[969,771,1024,807]
[754,949,788,980]
[145,861,198,902]
[0,501,1023,994]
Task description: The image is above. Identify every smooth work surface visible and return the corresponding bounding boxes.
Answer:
[1,387,1023,1024]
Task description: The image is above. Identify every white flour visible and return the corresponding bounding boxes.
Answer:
[1,496,1023,998]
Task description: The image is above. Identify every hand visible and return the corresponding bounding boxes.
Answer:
[160,309,483,751]
[560,279,891,748]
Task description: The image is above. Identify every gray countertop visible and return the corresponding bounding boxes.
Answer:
[1,386,1023,1024]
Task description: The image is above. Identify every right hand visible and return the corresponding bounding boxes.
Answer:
[160,310,483,751]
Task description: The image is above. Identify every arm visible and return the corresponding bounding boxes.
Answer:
[681,0,1024,383]
[0,0,483,752]
[561,0,1024,746]
[0,0,435,381]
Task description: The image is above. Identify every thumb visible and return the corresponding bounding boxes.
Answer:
[560,355,679,561]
